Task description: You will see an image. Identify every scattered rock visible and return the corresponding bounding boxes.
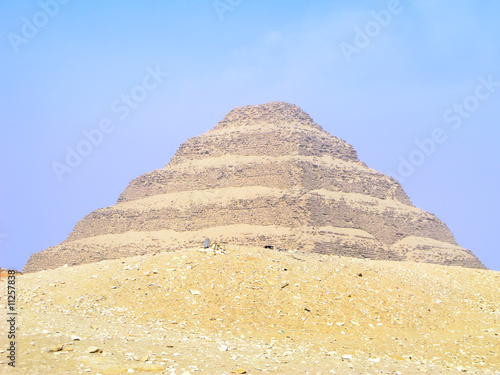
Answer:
[48,345,64,353]
[10,242,500,374]
[86,346,103,354]
[231,368,247,374]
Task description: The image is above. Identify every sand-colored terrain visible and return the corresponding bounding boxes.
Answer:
[2,246,499,374]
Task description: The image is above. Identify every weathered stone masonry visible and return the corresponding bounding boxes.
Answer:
[24,102,486,272]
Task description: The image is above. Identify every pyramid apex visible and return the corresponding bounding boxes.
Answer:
[214,102,323,131]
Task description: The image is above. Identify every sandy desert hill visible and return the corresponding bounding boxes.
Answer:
[2,245,499,374]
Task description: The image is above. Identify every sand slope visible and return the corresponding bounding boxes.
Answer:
[4,246,499,374]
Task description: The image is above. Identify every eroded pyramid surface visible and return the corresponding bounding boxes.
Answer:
[24,102,485,272]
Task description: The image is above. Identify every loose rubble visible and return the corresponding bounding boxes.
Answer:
[2,245,499,374]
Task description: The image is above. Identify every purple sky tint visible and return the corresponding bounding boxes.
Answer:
[1,0,499,271]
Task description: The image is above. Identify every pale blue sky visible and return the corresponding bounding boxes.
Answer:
[1,0,499,271]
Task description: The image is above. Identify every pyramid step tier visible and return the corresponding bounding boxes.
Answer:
[24,226,482,273]
[72,187,455,247]
[118,156,412,205]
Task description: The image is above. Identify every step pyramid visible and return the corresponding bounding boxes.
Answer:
[24,102,485,272]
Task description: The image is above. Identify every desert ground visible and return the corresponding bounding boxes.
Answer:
[1,245,499,374]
